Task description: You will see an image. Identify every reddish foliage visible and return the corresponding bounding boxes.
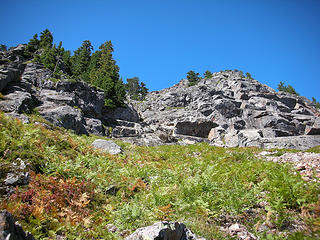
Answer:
[1,172,95,225]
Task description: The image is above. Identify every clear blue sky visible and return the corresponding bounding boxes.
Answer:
[1,0,319,100]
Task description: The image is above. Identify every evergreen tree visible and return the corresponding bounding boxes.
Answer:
[277,81,299,95]
[39,29,53,49]
[139,82,148,98]
[126,77,148,100]
[204,70,213,79]
[89,41,125,108]
[312,97,320,109]
[71,40,93,77]
[40,46,57,71]
[187,70,200,86]
[0,44,7,52]
[246,72,252,79]
[26,34,39,53]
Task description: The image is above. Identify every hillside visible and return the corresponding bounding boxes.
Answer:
[1,42,320,239]
[1,112,320,239]
[1,44,320,151]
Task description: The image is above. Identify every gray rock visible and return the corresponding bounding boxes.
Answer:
[0,65,23,92]
[20,63,53,90]
[129,70,320,149]
[38,105,87,135]
[56,81,105,119]
[0,210,35,240]
[261,135,320,150]
[4,172,30,186]
[92,139,123,154]
[84,118,105,136]
[305,119,320,135]
[106,105,140,122]
[0,91,34,113]
[174,120,218,138]
[125,221,205,240]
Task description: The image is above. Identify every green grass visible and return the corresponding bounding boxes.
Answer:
[1,111,320,239]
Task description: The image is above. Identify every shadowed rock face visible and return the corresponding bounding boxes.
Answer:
[0,210,35,240]
[174,120,218,138]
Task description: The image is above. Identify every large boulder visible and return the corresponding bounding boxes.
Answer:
[125,222,205,240]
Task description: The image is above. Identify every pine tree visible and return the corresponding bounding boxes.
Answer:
[39,29,53,49]
[26,34,39,53]
[125,77,148,100]
[71,40,93,77]
[187,70,200,86]
[311,97,320,109]
[204,70,213,79]
[89,41,125,108]
[246,72,252,79]
[277,81,299,95]
[126,77,140,99]
[139,82,148,99]
[0,44,7,52]
[40,46,57,71]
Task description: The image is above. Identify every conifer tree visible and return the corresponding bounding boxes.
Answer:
[71,40,93,77]
[89,41,125,108]
[277,81,299,95]
[187,70,200,86]
[246,72,252,79]
[0,44,7,52]
[39,29,53,49]
[125,77,148,100]
[204,70,213,79]
[26,34,39,53]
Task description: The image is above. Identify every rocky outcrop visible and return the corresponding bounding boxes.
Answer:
[125,222,205,240]
[0,48,109,136]
[129,70,320,149]
[1,45,320,149]
[0,210,35,240]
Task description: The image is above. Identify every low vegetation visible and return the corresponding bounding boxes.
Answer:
[1,112,320,239]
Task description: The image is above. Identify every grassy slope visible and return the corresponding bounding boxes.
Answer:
[0,112,320,239]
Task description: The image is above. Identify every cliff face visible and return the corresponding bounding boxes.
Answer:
[129,70,320,149]
[1,45,320,149]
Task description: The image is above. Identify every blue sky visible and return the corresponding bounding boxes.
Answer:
[1,0,319,100]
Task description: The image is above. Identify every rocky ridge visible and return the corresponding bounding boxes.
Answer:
[128,70,320,149]
[1,45,320,150]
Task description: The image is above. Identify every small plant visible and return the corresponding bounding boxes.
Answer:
[0,92,4,100]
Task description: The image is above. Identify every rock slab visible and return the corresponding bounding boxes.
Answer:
[91,139,123,155]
